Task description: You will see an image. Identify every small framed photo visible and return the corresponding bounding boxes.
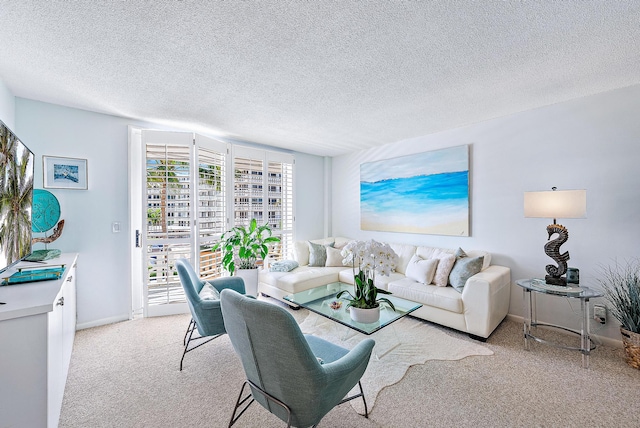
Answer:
[43,156,88,190]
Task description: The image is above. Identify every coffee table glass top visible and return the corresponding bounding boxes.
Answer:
[284,282,422,335]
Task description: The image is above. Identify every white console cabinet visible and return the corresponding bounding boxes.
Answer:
[0,253,78,428]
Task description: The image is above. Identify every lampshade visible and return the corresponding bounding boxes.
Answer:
[524,189,586,219]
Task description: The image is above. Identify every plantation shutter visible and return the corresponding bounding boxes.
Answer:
[195,134,227,280]
[232,147,265,228]
[141,131,228,315]
[143,131,193,313]
[267,152,294,261]
[232,146,294,263]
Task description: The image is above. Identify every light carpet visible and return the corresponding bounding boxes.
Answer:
[298,312,493,414]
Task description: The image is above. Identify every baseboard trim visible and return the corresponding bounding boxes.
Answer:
[76,314,130,330]
[505,314,622,348]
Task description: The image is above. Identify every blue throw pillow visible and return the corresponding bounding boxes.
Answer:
[270,260,299,272]
[449,256,484,293]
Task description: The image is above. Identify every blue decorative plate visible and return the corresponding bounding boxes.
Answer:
[32,189,61,233]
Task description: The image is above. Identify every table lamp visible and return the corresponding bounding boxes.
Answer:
[524,187,586,285]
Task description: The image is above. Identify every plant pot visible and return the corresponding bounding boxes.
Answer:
[620,326,640,370]
[350,306,380,324]
[235,268,259,297]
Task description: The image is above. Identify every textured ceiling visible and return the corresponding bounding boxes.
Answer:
[1,1,639,156]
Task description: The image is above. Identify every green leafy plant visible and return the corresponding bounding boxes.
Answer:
[336,239,397,310]
[596,260,640,334]
[337,269,395,311]
[212,219,280,275]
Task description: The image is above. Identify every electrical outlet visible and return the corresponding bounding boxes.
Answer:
[594,304,606,324]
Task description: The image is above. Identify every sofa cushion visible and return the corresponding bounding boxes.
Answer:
[269,260,299,272]
[431,251,456,287]
[405,255,438,284]
[415,246,440,260]
[325,246,347,267]
[333,237,352,249]
[466,250,491,270]
[294,238,337,266]
[259,266,344,294]
[388,278,463,313]
[308,241,334,267]
[389,243,417,275]
[449,256,484,292]
[338,269,404,292]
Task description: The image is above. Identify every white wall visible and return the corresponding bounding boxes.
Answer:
[0,78,15,129]
[332,84,640,342]
[15,98,325,327]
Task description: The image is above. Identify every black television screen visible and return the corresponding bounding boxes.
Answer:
[0,120,34,273]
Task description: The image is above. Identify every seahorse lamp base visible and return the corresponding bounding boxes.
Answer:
[545,275,567,286]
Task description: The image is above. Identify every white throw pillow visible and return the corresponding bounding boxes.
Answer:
[405,255,439,284]
[432,251,456,287]
[199,282,220,300]
[325,246,346,267]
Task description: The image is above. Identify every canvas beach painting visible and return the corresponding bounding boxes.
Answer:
[360,145,469,236]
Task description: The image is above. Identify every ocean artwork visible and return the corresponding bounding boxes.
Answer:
[360,145,469,236]
[54,163,80,183]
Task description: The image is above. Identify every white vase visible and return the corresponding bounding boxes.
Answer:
[235,268,259,296]
[350,306,380,323]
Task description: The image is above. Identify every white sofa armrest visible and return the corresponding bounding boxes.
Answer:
[461,265,511,338]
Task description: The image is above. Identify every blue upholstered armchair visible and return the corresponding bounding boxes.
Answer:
[220,289,375,428]
[175,258,245,371]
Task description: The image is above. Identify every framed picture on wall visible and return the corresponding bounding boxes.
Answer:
[360,144,470,236]
[43,155,88,190]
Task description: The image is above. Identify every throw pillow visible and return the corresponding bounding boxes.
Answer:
[455,247,468,258]
[405,254,439,285]
[199,282,221,300]
[308,241,334,267]
[432,252,456,287]
[269,260,299,272]
[325,246,346,267]
[449,256,484,292]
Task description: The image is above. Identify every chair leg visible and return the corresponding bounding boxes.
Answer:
[228,381,255,427]
[337,381,368,418]
[183,318,195,346]
[229,380,294,427]
[179,320,223,371]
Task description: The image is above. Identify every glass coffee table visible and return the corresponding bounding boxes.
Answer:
[284,282,422,358]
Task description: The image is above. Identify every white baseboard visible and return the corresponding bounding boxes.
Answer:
[76,313,131,330]
[506,314,623,348]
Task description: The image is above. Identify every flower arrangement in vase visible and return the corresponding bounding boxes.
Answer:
[336,239,399,323]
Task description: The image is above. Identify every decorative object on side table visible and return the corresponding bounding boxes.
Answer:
[43,155,88,190]
[212,218,280,296]
[28,189,64,261]
[596,260,640,369]
[336,239,399,323]
[524,187,586,285]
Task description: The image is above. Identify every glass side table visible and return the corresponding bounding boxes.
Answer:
[516,279,604,368]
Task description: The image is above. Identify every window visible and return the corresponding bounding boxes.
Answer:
[232,147,294,263]
[134,130,295,315]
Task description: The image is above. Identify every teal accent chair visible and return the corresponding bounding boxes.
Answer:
[176,258,245,371]
[220,289,375,428]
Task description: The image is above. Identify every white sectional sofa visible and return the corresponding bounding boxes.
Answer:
[259,237,511,339]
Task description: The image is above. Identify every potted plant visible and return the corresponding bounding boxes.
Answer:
[336,239,398,323]
[212,218,280,295]
[596,260,640,369]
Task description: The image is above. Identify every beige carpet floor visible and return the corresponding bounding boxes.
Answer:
[298,312,493,414]
[60,300,640,427]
